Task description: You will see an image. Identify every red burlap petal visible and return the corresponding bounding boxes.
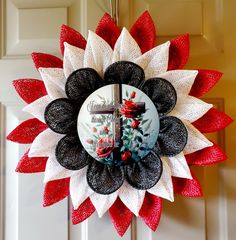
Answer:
[13,79,47,104]
[60,24,87,55]
[96,13,120,49]
[31,52,63,70]
[6,118,47,144]
[172,172,203,197]
[139,192,162,231]
[190,70,223,97]
[16,149,47,173]
[43,178,70,207]
[185,142,227,166]
[168,34,189,70]
[130,11,156,53]
[109,197,133,237]
[193,107,233,133]
[72,198,96,224]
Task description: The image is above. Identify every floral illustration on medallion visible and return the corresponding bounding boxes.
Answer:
[78,85,159,166]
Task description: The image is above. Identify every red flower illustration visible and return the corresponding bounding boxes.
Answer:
[104,126,109,134]
[96,137,114,158]
[132,120,140,129]
[92,127,97,132]
[86,139,93,144]
[130,91,136,99]
[122,151,132,161]
[120,100,142,118]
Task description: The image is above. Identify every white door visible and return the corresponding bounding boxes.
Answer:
[1,1,235,240]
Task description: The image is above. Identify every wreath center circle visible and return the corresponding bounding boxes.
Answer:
[77,84,160,166]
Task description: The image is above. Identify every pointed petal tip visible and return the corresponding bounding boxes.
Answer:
[142,10,152,17]
[102,12,112,18]
[15,167,19,172]
[63,41,68,47]
[87,29,93,35]
[193,107,233,133]
[186,142,228,166]
[97,212,104,218]
[12,79,18,87]
[168,34,190,70]
[60,24,87,55]
[109,198,133,236]
[87,30,101,40]
[190,69,224,97]
[130,11,156,53]
[169,193,175,202]
[12,79,47,104]
[43,178,70,207]
[119,27,130,37]
[15,166,26,173]
[72,198,96,225]
[15,149,47,173]
[6,119,47,144]
[6,133,13,142]
[139,193,162,231]
[95,12,120,48]
[31,52,63,69]
[173,172,203,197]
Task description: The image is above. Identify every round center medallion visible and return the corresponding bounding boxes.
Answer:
[77,84,159,166]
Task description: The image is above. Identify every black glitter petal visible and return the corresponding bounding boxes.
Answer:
[125,153,163,190]
[44,98,78,134]
[140,78,177,116]
[104,61,145,88]
[65,68,104,104]
[87,160,125,194]
[55,134,91,170]
[154,116,188,157]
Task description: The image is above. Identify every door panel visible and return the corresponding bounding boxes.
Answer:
[0,0,235,240]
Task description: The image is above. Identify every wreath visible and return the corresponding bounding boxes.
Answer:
[7,11,232,236]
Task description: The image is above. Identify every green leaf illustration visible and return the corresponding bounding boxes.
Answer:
[122,119,127,126]
[120,146,126,152]
[136,136,143,143]
[122,136,128,140]
[97,95,105,101]
[140,147,146,151]
[145,120,152,131]
[141,119,149,125]
[137,128,143,135]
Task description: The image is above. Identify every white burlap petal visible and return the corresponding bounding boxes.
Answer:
[183,121,213,154]
[90,191,119,218]
[112,28,141,63]
[63,42,84,78]
[39,68,67,99]
[170,95,213,122]
[163,152,192,179]
[29,128,64,157]
[148,160,174,202]
[119,181,145,216]
[134,42,170,79]
[44,154,76,183]
[158,70,198,95]
[84,31,113,76]
[70,167,94,210]
[23,95,51,123]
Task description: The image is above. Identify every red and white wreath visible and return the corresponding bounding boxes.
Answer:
[7,11,232,236]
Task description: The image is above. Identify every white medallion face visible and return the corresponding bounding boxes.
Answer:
[77,84,159,166]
